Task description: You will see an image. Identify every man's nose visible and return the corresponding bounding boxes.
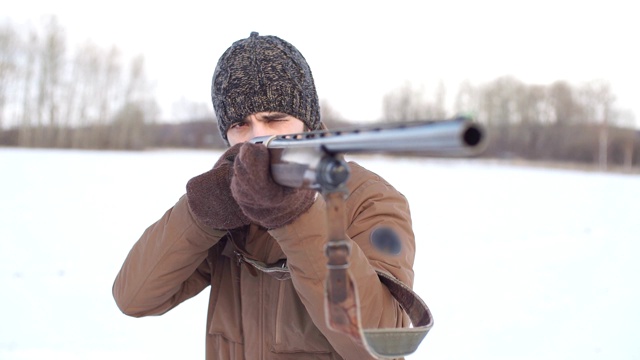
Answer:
[250,122,271,138]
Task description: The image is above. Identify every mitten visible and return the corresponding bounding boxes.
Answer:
[231,142,316,229]
[186,143,251,230]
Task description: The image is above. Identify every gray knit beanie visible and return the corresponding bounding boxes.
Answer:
[212,32,321,144]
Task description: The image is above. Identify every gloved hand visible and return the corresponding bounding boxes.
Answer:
[186,143,251,230]
[231,142,317,229]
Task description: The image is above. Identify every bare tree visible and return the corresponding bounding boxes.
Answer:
[382,81,447,122]
[476,76,527,156]
[432,80,447,119]
[109,102,146,149]
[0,23,19,130]
[548,80,585,125]
[109,54,144,148]
[35,17,66,147]
[58,41,88,147]
[477,76,526,126]
[453,79,477,117]
[17,30,38,147]
[580,80,615,169]
[610,109,636,170]
[98,47,123,125]
[69,41,107,147]
[78,45,123,148]
[383,82,414,121]
[513,84,551,157]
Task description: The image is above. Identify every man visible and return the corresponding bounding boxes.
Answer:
[113,32,416,360]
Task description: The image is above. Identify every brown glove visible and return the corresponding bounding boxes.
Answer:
[186,143,251,230]
[231,142,316,229]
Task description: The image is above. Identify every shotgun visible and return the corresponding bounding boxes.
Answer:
[250,116,486,190]
[248,116,485,358]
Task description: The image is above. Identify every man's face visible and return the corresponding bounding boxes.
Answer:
[226,112,306,146]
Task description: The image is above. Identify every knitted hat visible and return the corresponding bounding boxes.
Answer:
[212,32,321,144]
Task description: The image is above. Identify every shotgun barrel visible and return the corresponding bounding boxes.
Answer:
[250,117,485,157]
[250,117,486,190]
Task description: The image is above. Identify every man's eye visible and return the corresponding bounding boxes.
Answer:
[230,122,246,129]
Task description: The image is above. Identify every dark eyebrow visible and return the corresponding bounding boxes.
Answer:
[262,112,290,121]
[231,119,249,125]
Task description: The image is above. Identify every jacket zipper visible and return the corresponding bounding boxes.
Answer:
[274,281,285,345]
[259,267,263,360]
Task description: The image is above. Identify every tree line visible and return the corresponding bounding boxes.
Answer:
[382,78,639,170]
[1,17,638,170]
[0,17,158,150]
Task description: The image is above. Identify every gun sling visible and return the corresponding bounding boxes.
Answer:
[224,233,434,359]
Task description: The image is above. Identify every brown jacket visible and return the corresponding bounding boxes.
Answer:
[113,161,416,360]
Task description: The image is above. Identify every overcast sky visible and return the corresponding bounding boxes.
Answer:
[4,0,639,126]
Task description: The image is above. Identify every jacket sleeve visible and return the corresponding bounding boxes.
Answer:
[269,162,415,359]
[113,194,227,317]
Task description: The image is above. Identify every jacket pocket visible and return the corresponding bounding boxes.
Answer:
[271,280,333,356]
[208,254,244,344]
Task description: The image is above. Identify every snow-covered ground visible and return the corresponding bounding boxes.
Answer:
[1,148,639,360]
